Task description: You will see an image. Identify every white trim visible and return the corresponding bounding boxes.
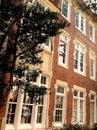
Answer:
[58,33,69,68]
[6,74,49,130]
[89,51,96,80]
[72,88,86,123]
[90,92,97,123]
[89,24,95,42]
[75,10,86,34]
[61,0,71,21]
[74,42,86,75]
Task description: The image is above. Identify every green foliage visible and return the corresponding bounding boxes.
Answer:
[0,0,68,104]
[53,123,89,130]
[82,0,97,14]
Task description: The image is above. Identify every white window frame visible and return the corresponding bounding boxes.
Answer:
[61,0,71,20]
[74,43,86,75]
[54,86,66,127]
[43,37,53,51]
[58,33,69,68]
[89,24,95,42]
[90,93,96,123]
[90,52,96,80]
[6,74,49,130]
[75,10,86,34]
[73,90,85,123]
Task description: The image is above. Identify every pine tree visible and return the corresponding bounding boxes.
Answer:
[0,0,68,106]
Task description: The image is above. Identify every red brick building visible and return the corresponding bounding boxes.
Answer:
[49,0,97,129]
[1,0,97,130]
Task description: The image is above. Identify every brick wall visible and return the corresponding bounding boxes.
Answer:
[48,0,97,127]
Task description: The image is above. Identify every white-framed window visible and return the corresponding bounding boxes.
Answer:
[74,43,86,74]
[6,86,19,124]
[90,93,96,123]
[90,52,96,80]
[73,90,85,123]
[54,86,65,126]
[89,24,95,42]
[6,74,49,130]
[75,10,86,33]
[43,38,52,51]
[61,0,71,20]
[58,34,69,67]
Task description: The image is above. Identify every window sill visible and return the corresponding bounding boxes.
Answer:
[74,69,86,77]
[20,124,32,129]
[75,26,86,35]
[42,44,52,53]
[53,122,63,128]
[5,125,15,130]
[58,62,69,69]
[90,38,95,43]
[61,14,71,23]
[90,77,96,81]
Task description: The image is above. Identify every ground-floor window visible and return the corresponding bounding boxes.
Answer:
[6,74,49,130]
[6,86,19,124]
[90,93,96,123]
[73,90,85,123]
[54,86,66,126]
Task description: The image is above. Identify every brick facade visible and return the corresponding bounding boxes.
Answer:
[1,0,97,130]
[49,0,97,128]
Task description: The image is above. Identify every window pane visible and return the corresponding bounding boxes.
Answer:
[90,102,95,122]
[6,86,19,124]
[36,95,44,123]
[80,53,84,72]
[75,11,86,33]
[90,55,95,78]
[21,105,33,123]
[74,43,85,73]
[62,0,68,17]
[73,111,77,122]
[21,93,33,123]
[41,76,46,85]
[55,86,65,123]
[55,109,62,122]
[74,99,77,110]
[81,16,84,31]
[80,92,83,98]
[74,90,78,96]
[75,12,79,27]
[59,41,66,64]
[56,96,63,108]
[91,95,94,100]
[74,50,78,69]
[37,106,43,123]
[57,86,64,93]
[73,99,78,122]
[45,38,50,47]
[73,90,85,123]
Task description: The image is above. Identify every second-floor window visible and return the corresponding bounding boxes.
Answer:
[90,52,96,80]
[89,24,95,42]
[58,34,69,67]
[75,11,86,33]
[61,0,71,20]
[74,43,86,74]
